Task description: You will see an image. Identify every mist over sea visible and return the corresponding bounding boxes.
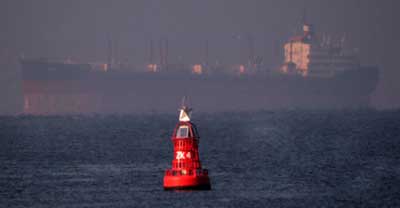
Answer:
[1,110,400,207]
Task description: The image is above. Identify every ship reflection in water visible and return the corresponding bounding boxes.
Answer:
[20,21,378,114]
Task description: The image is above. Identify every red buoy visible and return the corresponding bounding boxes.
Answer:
[163,104,211,190]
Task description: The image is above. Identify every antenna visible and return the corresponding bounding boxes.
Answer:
[302,7,307,25]
[181,96,187,108]
[301,0,308,25]
[181,96,192,108]
[300,0,311,38]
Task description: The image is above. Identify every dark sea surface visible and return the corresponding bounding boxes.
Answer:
[1,110,400,207]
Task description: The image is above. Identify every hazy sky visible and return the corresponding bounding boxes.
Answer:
[1,0,399,111]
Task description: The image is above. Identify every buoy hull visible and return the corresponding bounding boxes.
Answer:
[163,117,212,191]
[163,175,211,190]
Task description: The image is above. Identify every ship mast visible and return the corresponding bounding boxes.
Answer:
[159,38,169,71]
[107,36,114,70]
[204,40,209,68]
[247,35,255,68]
[149,39,154,64]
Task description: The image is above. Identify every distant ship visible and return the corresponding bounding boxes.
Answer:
[20,22,379,114]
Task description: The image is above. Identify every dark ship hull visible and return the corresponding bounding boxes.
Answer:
[20,60,379,114]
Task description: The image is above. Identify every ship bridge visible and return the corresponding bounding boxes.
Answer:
[281,23,359,77]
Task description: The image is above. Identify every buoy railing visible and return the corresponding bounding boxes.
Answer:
[171,161,201,169]
[164,169,209,177]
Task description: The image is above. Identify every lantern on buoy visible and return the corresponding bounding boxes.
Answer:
[163,104,211,190]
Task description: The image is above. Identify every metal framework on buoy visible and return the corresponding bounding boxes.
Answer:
[163,102,211,190]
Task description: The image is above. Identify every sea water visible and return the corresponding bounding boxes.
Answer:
[1,110,399,207]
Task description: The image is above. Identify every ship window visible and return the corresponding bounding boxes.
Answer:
[176,125,189,138]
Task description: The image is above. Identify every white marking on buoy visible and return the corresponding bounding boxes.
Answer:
[179,107,192,122]
[186,152,191,159]
[176,151,185,160]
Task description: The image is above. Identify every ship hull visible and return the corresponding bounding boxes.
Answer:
[20,66,379,114]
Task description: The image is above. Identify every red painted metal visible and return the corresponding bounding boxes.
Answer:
[163,121,211,190]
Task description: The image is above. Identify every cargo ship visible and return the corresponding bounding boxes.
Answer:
[20,22,379,114]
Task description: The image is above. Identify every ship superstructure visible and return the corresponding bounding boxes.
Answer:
[281,23,359,77]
